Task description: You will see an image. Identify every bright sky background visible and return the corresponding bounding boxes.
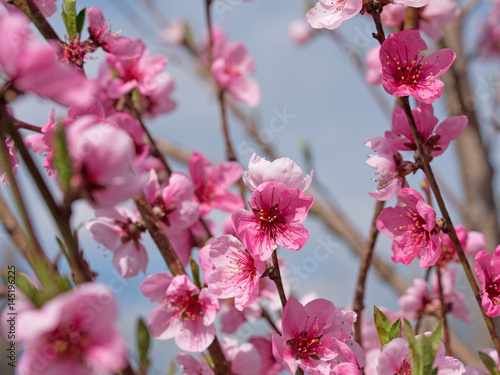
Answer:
[1,0,499,372]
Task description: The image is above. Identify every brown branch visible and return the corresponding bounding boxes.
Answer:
[401,96,500,358]
[353,200,385,346]
[261,307,281,335]
[134,195,186,276]
[269,250,288,309]
[439,21,500,250]
[436,265,452,356]
[0,191,29,258]
[10,0,61,42]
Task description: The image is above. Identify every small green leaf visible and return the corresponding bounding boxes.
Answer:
[76,8,86,36]
[137,317,151,374]
[167,361,176,375]
[418,335,435,375]
[404,319,419,374]
[61,8,70,35]
[479,351,500,375]
[190,257,202,289]
[429,322,442,357]
[52,124,73,194]
[389,319,402,340]
[15,273,40,306]
[62,0,78,37]
[374,306,392,347]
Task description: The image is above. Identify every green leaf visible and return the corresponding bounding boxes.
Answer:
[62,0,78,37]
[61,7,70,36]
[373,306,392,347]
[429,322,442,357]
[52,124,73,194]
[76,7,86,36]
[190,257,202,289]
[404,319,419,374]
[137,317,151,374]
[418,335,435,375]
[479,351,500,375]
[15,273,40,306]
[389,318,402,341]
[167,361,176,375]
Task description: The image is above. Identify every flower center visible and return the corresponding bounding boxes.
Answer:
[48,323,91,360]
[486,281,500,304]
[399,359,412,375]
[195,180,216,204]
[169,293,203,321]
[286,316,329,363]
[391,205,430,246]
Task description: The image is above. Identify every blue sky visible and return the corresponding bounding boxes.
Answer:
[1,0,498,371]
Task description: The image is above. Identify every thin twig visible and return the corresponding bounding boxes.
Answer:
[261,307,281,335]
[10,0,61,42]
[353,199,385,346]
[270,250,288,309]
[134,195,186,276]
[436,265,452,355]
[1,101,91,284]
[400,96,500,357]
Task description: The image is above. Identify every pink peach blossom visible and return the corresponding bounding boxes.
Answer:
[391,102,468,157]
[271,297,357,375]
[376,188,441,267]
[66,116,146,207]
[189,151,244,217]
[0,136,19,186]
[13,283,127,375]
[232,181,314,261]
[380,30,455,103]
[289,20,315,45]
[86,7,143,58]
[242,154,313,192]
[306,0,363,30]
[207,234,267,310]
[211,40,260,107]
[141,273,219,352]
[86,206,147,278]
[475,246,500,317]
[0,11,93,107]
